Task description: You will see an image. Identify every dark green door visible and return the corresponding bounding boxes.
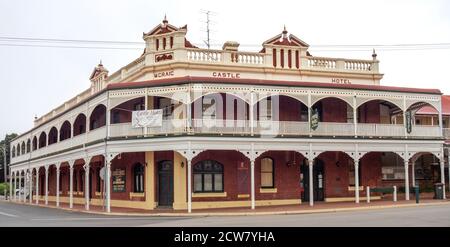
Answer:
[301,159,325,202]
[158,161,174,207]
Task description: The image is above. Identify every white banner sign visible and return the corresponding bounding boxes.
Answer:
[132,109,163,128]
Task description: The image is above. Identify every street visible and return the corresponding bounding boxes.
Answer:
[0,200,449,227]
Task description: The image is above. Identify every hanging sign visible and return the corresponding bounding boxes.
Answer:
[132,109,163,128]
[310,108,319,130]
[405,110,412,134]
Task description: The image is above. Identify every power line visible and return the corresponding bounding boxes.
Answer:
[1,35,450,51]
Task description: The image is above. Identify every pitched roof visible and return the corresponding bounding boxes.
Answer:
[107,76,442,95]
[416,95,450,115]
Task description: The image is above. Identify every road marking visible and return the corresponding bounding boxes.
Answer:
[0,211,19,218]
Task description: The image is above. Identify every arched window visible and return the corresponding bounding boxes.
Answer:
[89,104,106,130]
[32,136,37,151]
[260,157,274,188]
[17,144,20,156]
[73,114,87,136]
[193,160,223,192]
[38,132,47,148]
[26,139,31,153]
[12,146,15,158]
[48,127,58,145]
[133,163,145,193]
[21,141,25,154]
[59,121,72,141]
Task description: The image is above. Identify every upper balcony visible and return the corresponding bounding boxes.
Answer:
[10,92,444,165]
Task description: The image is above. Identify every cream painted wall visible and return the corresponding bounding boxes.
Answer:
[145,151,155,209]
[173,151,187,210]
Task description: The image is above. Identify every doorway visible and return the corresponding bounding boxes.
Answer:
[158,160,174,207]
[301,159,325,202]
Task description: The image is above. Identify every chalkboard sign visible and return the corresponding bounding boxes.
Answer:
[112,168,126,192]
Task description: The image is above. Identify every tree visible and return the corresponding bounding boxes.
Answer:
[0,133,18,183]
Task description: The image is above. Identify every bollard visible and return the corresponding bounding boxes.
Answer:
[415,186,419,204]
[393,186,397,202]
[366,186,370,203]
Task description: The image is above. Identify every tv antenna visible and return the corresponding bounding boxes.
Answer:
[200,9,217,49]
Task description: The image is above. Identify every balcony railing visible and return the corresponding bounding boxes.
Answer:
[443,128,450,139]
[11,120,443,164]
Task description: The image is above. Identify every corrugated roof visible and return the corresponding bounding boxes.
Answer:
[107,76,442,94]
[416,95,450,115]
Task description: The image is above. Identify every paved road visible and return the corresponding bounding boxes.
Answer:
[0,200,449,227]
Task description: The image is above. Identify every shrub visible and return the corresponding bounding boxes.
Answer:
[0,183,10,196]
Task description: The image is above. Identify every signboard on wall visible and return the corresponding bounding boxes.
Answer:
[132,109,163,128]
[112,168,126,192]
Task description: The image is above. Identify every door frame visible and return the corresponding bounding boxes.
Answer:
[157,160,174,207]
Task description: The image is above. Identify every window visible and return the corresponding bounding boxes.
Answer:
[348,160,361,186]
[193,160,223,192]
[259,97,272,120]
[346,104,354,123]
[133,163,145,193]
[96,168,101,193]
[260,158,274,188]
[112,110,121,124]
[133,102,145,111]
[158,98,174,119]
[74,170,78,192]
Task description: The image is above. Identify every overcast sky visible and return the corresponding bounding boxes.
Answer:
[1,0,450,138]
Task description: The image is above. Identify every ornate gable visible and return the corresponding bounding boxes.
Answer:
[89,62,108,81]
[263,26,309,47]
[143,16,186,37]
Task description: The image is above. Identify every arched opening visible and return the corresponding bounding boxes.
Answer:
[38,132,47,148]
[89,105,106,130]
[191,93,249,131]
[356,100,404,137]
[408,102,440,126]
[133,163,145,193]
[357,99,402,124]
[21,141,25,154]
[191,93,249,120]
[193,160,224,193]
[32,136,37,151]
[312,97,353,123]
[16,143,20,156]
[26,139,31,153]
[110,97,145,124]
[411,152,443,193]
[11,146,15,158]
[310,97,354,136]
[253,95,308,122]
[59,121,71,141]
[73,114,87,136]
[48,127,58,145]
[359,151,410,198]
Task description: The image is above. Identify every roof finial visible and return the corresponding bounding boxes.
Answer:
[372,48,377,60]
[282,25,288,38]
[99,59,102,66]
[163,14,168,24]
